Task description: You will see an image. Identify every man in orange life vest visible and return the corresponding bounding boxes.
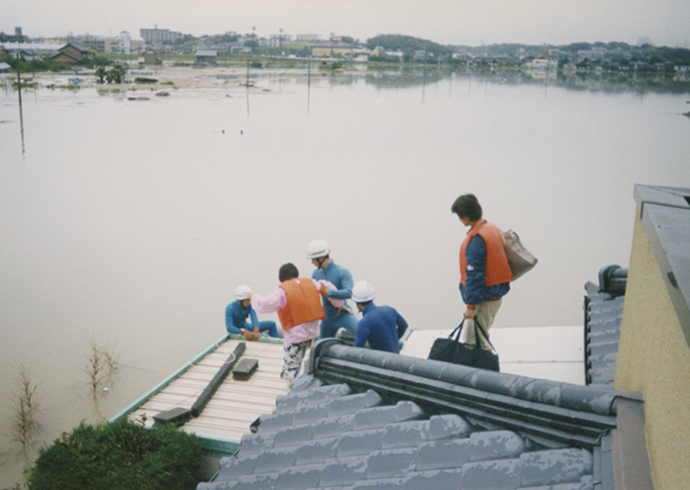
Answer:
[451,194,512,350]
[250,263,345,383]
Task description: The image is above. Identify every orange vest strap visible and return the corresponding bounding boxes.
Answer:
[278,278,326,330]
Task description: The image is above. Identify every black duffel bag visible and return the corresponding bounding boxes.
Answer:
[427,318,499,372]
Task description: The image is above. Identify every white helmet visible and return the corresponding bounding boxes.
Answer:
[306,239,331,260]
[352,281,376,303]
[235,285,252,300]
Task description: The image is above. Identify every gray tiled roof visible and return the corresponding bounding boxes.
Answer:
[200,377,595,490]
[584,278,625,387]
[197,339,641,490]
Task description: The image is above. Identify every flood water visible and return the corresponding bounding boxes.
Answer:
[1,66,689,485]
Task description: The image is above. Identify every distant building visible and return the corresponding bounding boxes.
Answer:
[311,37,367,58]
[140,27,184,44]
[195,49,218,66]
[295,33,320,42]
[82,37,120,54]
[119,31,131,54]
[0,27,27,43]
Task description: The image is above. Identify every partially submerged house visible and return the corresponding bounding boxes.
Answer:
[195,49,218,66]
[142,49,162,65]
[50,43,92,64]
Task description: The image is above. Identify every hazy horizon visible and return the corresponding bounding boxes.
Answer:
[3,0,689,48]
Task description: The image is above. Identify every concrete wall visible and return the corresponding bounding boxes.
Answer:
[616,215,690,490]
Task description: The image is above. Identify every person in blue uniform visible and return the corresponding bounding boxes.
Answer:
[351,281,408,354]
[225,285,278,340]
[307,239,358,339]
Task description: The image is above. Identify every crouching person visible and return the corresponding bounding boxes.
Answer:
[250,263,345,384]
[352,281,408,354]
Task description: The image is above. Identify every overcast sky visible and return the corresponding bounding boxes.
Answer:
[3,0,689,47]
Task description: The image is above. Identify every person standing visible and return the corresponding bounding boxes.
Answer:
[225,285,278,340]
[250,263,344,383]
[307,239,358,339]
[451,194,512,349]
[351,281,408,354]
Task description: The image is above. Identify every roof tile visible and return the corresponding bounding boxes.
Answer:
[252,447,298,474]
[380,420,429,449]
[519,448,593,487]
[404,468,465,490]
[336,429,384,457]
[470,430,527,461]
[293,437,339,465]
[365,447,416,479]
[427,413,472,440]
[320,455,369,486]
[461,458,522,489]
[415,438,472,471]
[274,464,323,489]
[353,401,424,430]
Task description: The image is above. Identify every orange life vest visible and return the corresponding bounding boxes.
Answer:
[460,220,513,286]
[278,278,326,330]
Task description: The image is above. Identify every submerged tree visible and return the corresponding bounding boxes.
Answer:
[10,365,46,463]
[84,340,120,399]
[105,64,127,84]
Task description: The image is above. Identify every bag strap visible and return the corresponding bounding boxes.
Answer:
[474,318,497,352]
[449,319,464,341]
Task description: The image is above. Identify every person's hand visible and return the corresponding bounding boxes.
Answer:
[464,308,476,320]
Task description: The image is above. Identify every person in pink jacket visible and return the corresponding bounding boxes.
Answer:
[250,263,347,383]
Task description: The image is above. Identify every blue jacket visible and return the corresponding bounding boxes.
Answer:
[311,261,354,317]
[460,234,510,306]
[354,303,408,353]
[225,300,259,334]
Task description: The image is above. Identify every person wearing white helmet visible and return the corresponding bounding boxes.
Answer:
[307,239,358,339]
[225,285,278,340]
[351,280,408,354]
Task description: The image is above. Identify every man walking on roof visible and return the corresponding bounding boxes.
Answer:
[307,239,358,339]
[351,281,408,354]
[250,263,345,383]
[451,194,512,350]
